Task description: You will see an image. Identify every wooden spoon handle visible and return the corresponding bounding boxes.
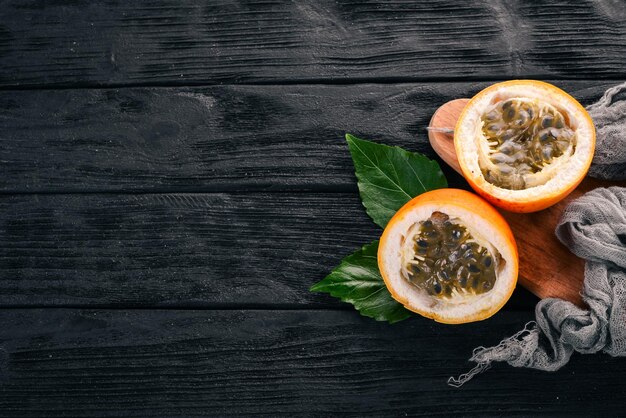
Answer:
[428,98,467,174]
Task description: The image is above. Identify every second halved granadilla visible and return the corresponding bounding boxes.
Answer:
[455,80,596,213]
[378,189,518,324]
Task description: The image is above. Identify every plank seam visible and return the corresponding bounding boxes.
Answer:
[1,76,626,91]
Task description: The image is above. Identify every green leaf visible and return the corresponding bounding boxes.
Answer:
[346,133,447,228]
[310,241,411,324]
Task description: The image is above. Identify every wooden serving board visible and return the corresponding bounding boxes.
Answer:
[429,99,619,306]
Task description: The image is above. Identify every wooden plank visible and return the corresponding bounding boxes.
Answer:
[0,192,377,307]
[0,309,622,416]
[0,80,614,193]
[0,192,538,309]
[1,1,626,87]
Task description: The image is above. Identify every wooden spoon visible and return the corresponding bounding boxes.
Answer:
[428,99,618,306]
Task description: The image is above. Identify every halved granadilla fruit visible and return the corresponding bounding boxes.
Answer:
[455,80,595,213]
[378,189,518,324]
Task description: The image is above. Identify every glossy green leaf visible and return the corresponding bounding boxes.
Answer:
[310,241,411,324]
[346,134,447,228]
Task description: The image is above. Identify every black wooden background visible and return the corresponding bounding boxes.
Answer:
[1,1,625,416]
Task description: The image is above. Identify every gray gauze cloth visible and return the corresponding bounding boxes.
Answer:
[449,83,626,387]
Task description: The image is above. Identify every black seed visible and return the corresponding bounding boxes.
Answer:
[502,131,516,141]
[550,128,562,138]
[555,140,569,152]
[444,242,458,251]
[542,116,553,128]
[539,132,550,142]
[555,119,564,129]
[448,250,460,263]
[456,265,469,279]
[404,214,502,297]
[472,277,480,288]
[429,244,443,257]
[492,153,507,164]
[502,100,513,111]
[483,281,493,291]
[542,148,553,161]
[468,264,481,273]
[505,108,515,120]
[433,282,442,294]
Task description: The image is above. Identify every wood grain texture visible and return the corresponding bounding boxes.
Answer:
[1,1,626,87]
[0,309,624,417]
[0,192,538,309]
[0,81,616,193]
[3,1,624,413]
[429,99,624,305]
[0,192,375,307]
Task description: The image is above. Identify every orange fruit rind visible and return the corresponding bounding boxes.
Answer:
[378,189,518,324]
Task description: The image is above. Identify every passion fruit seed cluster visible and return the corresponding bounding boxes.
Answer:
[480,98,576,190]
[403,212,499,299]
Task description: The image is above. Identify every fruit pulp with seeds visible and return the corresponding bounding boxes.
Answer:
[480,98,576,190]
[401,212,500,298]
